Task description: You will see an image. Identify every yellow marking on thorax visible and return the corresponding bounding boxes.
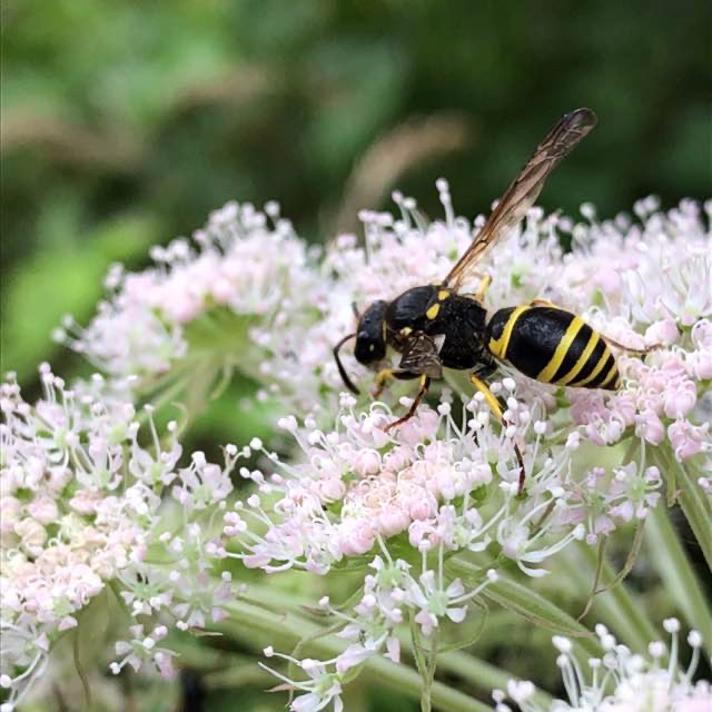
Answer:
[488,305,530,360]
[437,290,450,300]
[538,316,585,383]
[400,326,413,336]
[426,303,440,320]
[571,346,612,387]
[557,330,599,385]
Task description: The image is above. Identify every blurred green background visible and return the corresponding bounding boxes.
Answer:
[2,2,711,710]
[3,0,710,392]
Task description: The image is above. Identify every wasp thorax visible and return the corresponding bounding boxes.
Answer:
[354,300,388,365]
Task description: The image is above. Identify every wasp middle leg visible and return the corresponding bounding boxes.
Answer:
[384,374,431,432]
[474,272,492,301]
[469,372,526,495]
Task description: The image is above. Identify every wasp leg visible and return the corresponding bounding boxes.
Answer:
[474,272,492,301]
[462,272,493,302]
[372,368,419,398]
[469,373,526,495]
[602,336,660,356]
[384,374,431,432]
[529,297,556,307]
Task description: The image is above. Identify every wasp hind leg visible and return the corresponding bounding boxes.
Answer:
[602,335,661,356]
[469,372,526,496]
[384,374,431,432]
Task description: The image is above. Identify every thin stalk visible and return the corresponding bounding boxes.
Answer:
[73,627,92,710]
[574,542,658,651]
[577,537,607,621]
[646,504,712,648]
[222,599,491,712]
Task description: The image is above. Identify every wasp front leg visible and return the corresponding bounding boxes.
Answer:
[469,372,526,495]
[372,368,419,398]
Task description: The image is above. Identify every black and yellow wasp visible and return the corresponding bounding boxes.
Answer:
[333,108,639,489]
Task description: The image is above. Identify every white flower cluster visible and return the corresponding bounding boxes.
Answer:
[3,185,710,711]
[494,620,711,712]
[0,366,238,710]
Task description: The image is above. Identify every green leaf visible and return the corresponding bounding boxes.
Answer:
[2,212,156,381]
[448,558,600,657]
[646,504,712,648]
[656,447,712,574]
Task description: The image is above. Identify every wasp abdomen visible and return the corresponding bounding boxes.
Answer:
[486,305,620,390]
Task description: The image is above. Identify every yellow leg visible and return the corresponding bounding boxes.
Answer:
[469,373,504,420]
[372,368,394,398]
[372,368,419,398]
[474,273,492,301]
[529,297,556,308]
[469,373,526,495]
[384,375,430,432]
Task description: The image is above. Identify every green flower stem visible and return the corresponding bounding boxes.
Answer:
[573,542,658,651]
[448,558,600,657]
[222,598,491,712]
[656,446,712,573]
[646,504,712,648]
[242,582,553,706]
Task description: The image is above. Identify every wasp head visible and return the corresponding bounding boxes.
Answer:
[332,300,388,395]
[354,300,388,365]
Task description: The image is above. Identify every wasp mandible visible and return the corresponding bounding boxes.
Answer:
[333,108,644,491]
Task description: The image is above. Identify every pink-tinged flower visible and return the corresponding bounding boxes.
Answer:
[635,409,666,446]
[110,624,176,678]
[59,200,322,408]
[667,420,710,460]
[227,384,570,576]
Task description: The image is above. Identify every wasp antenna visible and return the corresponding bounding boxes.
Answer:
[351,302,361,319]
[333,333,360,395]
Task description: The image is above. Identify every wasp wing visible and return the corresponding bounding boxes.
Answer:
[443,107,597,290]
[398,333,444,379]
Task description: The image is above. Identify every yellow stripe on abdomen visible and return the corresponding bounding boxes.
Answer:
[537,316,585,383]
[571,345,613,387]
[599,361,619,389]
[488,305,530,360]
[557,331,599,385]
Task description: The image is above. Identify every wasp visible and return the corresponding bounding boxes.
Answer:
[333,108,644,491]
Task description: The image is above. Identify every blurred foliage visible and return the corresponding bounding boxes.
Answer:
[3,0,710,388]
[2,2,710,710]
